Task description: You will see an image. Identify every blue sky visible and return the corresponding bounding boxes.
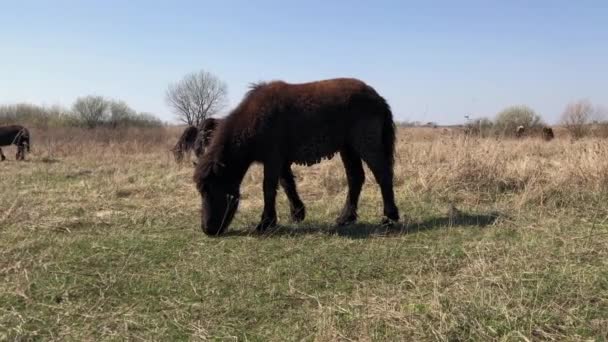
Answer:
[1,0,606,124]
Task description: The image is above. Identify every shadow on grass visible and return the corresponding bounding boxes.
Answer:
[223,211,502,239]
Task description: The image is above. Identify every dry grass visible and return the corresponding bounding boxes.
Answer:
[1,126,607,341]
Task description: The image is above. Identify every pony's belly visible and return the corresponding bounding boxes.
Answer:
[289,135,340,166]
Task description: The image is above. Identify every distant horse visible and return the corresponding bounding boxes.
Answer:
[193,118,221,159]
[194,78,399,236]
[0,125,30,161]
[172,119,224,163]
[171,126,199,163]
[542,127,555,141]
[515,125,525,138]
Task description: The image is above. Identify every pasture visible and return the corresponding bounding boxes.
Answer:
[1,126,607,341]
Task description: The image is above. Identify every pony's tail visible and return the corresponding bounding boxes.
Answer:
[378,96,396,171]
[354,86,397,172]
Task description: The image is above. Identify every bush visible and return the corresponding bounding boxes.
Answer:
[561,99,600,139]
[0,103,76,128]
[465,117,494,138]
[494,105,544,137]
[72,96,109,128]
[107,101,162,128]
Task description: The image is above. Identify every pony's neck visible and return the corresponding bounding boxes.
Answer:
[220,143,253,187]
[208,117,256,187]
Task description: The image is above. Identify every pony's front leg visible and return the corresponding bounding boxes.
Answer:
[256,162,280,232]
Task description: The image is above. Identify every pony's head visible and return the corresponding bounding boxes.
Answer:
[194,159,240,236]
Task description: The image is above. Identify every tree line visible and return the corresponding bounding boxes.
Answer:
[0,69,227,130]
[465,100,607,138]
[0,97,162,129]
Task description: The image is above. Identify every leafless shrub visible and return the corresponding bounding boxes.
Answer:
[561,99,601,139]
[165,70,228,127]
[464,118,494,138]
[72,95,109,129]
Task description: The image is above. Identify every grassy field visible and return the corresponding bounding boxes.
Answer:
[1,127,607,341]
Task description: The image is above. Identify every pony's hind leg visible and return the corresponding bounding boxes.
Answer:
[336,146,365,226]
[354,131,400,225]
[0,147,5,161]
[279,166,306,222]
[360,150,399,224]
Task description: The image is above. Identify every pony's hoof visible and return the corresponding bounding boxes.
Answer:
[290,206,306,223]
[381,216,399,226]
[336,213,357,226]
[256,217,277,232]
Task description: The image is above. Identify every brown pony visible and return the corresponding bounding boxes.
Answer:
[194,78,399,236]
[542,126,554,141]
[171,125,199,163]
[0,125,30,161]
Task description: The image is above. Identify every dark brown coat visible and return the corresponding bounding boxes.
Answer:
[0,125,30,161]
[542,127,554,141]
[194,78,399,235]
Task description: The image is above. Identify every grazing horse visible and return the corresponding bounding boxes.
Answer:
[542,126,555,141]
[171,126,199,163]
[172,119,224,163]
[515,125,525,138]
[194,78,399,236]
[0,125,30,161]
[193,118,221,159]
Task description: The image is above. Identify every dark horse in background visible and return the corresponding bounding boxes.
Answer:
[175,117,307,223]
[172,118,221,163]
[193,118,221,159]
[171,125,199,163]
[0,125,30,161]
[194,78,399,236]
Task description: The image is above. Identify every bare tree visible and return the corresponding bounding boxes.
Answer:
[561,99,596,139]
[72,95,109,128]
[165,70,228,127]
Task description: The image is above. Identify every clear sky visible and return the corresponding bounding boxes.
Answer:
[1,0,606,124]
